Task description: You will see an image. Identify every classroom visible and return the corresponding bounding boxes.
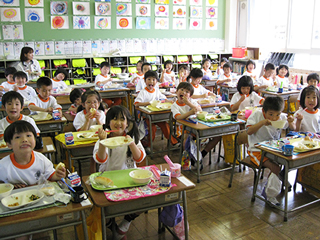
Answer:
[0,0,320,240]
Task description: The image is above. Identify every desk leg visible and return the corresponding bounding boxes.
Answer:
[251,151,266,202]
[283,161,289,222]
[147,114,153,159]
[178,126,186,164]
[68,149,72,172]
[81,210,89,240]
[101,207,107,240]
[196,130,201,183]
[182,190,189,240]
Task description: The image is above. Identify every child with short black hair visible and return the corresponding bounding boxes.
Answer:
[68,88,84,114]
[178,64,189,84]
[0,67,17,92]
[188,68,215,99]
[13,71,37,102]
[136,62,153,92]
[242,59,257,80]
[217,62,233,85]
[215,57,228,76]
[131,60,144,85]
[297,73,320,105]
[160,60,175,84]
[254,63,276,93]
[201,58,212,80]
[51,67,69,92]
[275,64,290,88]
[16,46,41,82]
[94,62,112,87]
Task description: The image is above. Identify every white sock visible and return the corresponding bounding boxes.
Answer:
[118,219,131,233]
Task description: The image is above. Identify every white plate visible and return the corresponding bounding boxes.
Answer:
[271,120,287,129]
[100,136,133,149]
[77,132,99,140]
[1,189,44,210]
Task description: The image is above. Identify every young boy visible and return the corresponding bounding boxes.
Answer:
[190,69,215,99]
[28,77,63,117]
[0,67,17,92]
[68,88,83,114]
[0,120,65,188]
[254,63,276,93]
[134,70,178,147]
[136,62,153,92]
[297,73,319,107]
[13,71,37,102]
[217,62,233,85]
[51,67,69,92]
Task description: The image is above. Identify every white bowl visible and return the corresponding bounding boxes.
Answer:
[129,169,152,184]
[159,89,166,93]
[36,111,48,119]
[0,183,14,200]
[197,111,208,119]
[150,100,161,108]
[271,120,287,129]
[116,73,129,79]
[90,125,103,132]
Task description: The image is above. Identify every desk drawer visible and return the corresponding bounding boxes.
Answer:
[150,112,171,122]
[70,146,94,157]
[100,91,127,98]
[38,123,63,133]
[189,124,240,138]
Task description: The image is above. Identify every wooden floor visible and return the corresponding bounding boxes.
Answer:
[34,137,320,240]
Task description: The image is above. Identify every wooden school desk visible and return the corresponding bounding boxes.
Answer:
[219,85,238,101]
[63,112,75,123]
[56,95,72,111]
[36,118,67,135]
[260,89,300,112]
[98,88,130,108]
[202,79,218,94]
[83,164,196,240]
[252,144,320,222]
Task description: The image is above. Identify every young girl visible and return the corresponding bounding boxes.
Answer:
[230,76,264,111]
[177,64,189,84]
[242,60,257,80]
[188,68,215,99]
[201,58,212,80]
[160,60,175,84]
[68,88,84,114]
[52,67,69,92]
[275,64,290,88]
[215,57,228,77]
[130,60,144,85]
[94,105,146,239]
[16,47,41,82]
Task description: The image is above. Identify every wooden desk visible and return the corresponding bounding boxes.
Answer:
[199,100,231,112]
[63,111,75,122]
[252,145,320,221]
[260,90,300,113]
[202,79,218,94]
[56,95,72,111]
[219,85,237,101]
[98,88,130,108]
[83,164,196,240]
[36,118,67,135]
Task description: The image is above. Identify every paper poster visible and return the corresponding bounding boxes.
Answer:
[45,41,54,55]
[50,1,68,15]
[0,43,4,58]
[190,6,202,18]
[116,17,132,29]
[173,0,186,4]
[13,25,23,39]
[25,8,44,22]
[4,42,14,57]
[73,41,82,55]
[14,42,24,57]
[100,40,109,54]
[95,2,111,15]
[25,41,34,49]
[190,19,202,30]
[117,39,125,52]
[73,16,90,29]
[1,8,21,22]
[64,41,73,55]
[173,6,186,17]
[206,0,218,6]
[125,39,133,52]
[136,0,150,3]
[82,41,92,54]
[109,40,117,52]
[0,0,19,6]
[2,25,13,40]
[25,0,44,7]
[173,18,186,30]
[116,3,131,15]
[136,17,151,29]
[206,19,217,30]
[157,39,164,52]
[155,0,169,4]
[154,5,169,17]
[206,7,217,18]
[136,4,150,16]
[51,16,69,29]
[91,40,101,54]
[133,39,142,52]
[34,41,45,56]
[189,0,201,6]
[96,0,110,2]
[155,17,169,29]
[94,16,111,29]
[55,41,64,55]
[116,0,130,2]
[73,2,90,15]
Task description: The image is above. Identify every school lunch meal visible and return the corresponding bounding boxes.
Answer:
[1,189,44,209]
[77,132,99,139]
[290,136,320,152]
[100,136,134,149]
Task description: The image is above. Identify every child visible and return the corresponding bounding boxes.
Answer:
[242,60,257,80]
[94,105,146,239]
[254,63,276,93]
[51,67,69,92]
[130,60,144,85]
[134,70,178,147]
[215,57,228,77]
[68,88,84,114]
[0,67,17,92]
[13,71,37,102]
[136,62,152,92]
[160,60,175,84]
[217,62,233,86]
[275,64,290,88]
[15,47,41,82]
[177,65,189,84]
[230,76,264,111]
[188,68,215,99]
[28,77,62,117]
[201,58,212,80]
[297,73,319,106]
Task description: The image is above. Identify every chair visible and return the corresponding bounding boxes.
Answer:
[287,94,299,114]
[168,112,181,154]
[228,129,264,188]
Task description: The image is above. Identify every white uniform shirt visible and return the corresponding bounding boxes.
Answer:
[246,110,288,152]
[0,81,15,91]
[0,151,55,185]
[275,75,289,88]
[202,68,212,79]
[171,99,199,119]
[294,108,320,133]
[242,70,257,80]
[136,78,146,92]
[16,60,42,81]
[16,85,37,102]
[51,79,68,92]
[255,76,275,88]
[73,109,106,131]
[28,95,62,114]
[217,73,237,86]
[163,71,175,83]
[95,74,112,87]
[230,92,264,111]
[297,86,319,102]
[131,72,144,84]
[191,83,210,96]
[93,137,146,171]
[134,87,166,104]
[0,114,40,135]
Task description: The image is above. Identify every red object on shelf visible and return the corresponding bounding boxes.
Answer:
[232,47,247,58]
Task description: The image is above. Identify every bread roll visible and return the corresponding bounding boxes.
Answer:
[41,186,55,196]
[56,162,65,170]
[90,108,96,115]
[95,176,114,186]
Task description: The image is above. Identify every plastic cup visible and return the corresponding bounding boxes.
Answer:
[282,145,294,156]
[245,109,252,119]
[170,163,181,178]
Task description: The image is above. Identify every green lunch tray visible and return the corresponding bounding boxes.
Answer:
[197,114,231,122]
[89,169,150,191]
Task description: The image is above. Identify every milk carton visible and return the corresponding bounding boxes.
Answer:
[65,132,74,145]
[159,170,171,187]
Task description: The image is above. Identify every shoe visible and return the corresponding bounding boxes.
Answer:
[115,223,127,240]
[262,187,280,207]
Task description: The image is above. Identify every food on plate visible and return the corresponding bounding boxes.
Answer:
[56,162,65,170]
[41,186,55,196]
[305,143,316,148]
[78,132,98,139]
[124,138,129,142]
[90,108,96,115]
[8,202,19,207]
[198,99,211,104]
[29,194,40,201]
[0,141,7,148]
[305,136,312,141]
[95,176,114,186]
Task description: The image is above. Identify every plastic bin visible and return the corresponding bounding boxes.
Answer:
[232,48,247,58]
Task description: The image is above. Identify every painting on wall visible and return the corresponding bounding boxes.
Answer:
[116,3,132,16]
[117,17,132,29]
[206,7,217,18]
[136,17,151,29]
[206,0,218,6]
[155,0,169,4]
[172,18,186,30]
[25,8,44,22]
[25,0,44,7]
[189,0,201,6]
[73,16,90,29]
[189,19,202,30]
[0,0,19,6]
[95,2,111,15]
[51,16,69,29]
[173,0,186,5]
[154,5,169,17]
[0,8,21,22]
[190,6,202,18]
[172,6,186,17]
[72,2,90,15]
[206,19,217,30]
[136,4,150,16]
[94,16,111,29]
[50,1,67,15]
[155,17,168,29]
[136,0,150,3]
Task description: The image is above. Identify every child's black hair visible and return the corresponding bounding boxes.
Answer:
[201,58,211,67]
[164,60,173,69]
[4,67,17,77]
[300,85,320,110]
[37,77,52,89]
[178,65,188,72]
[77,90,104,113]
[20,47,33,62]
[307,73,320,83]
[222,62,232,70]
[144,70,158,81]
[262,96,284,112]
[105,105,140,158]
[265,63,276,71]
[54,67,68,80]
[176,82,194,96]
[186,68,203,82]
[141,62,152,72]
[13,71,28,82]
[237,76,254,94]
[4,120,36,145]
[276,64,290,77]
[246,60,256,70]
[221,57,228,64]
[69,88,84,104]
[100,61,110,69]
[2,91,24,107]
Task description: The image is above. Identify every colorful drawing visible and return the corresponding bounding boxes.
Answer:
[190,6,202,17]
[94,16,111,29]
[155,17,169,29]
[25,0,43,7]
[0,0,19,6]
[136,4,150,16]
[95,2,111,15]
[25,8,44,22]
[206,19,217,30]
[117,17,132,29]
[172,18,186,30]
[72,2,90,15]
[136,0,150,3]
[189,0,201,6]
[51,16,69,29]
[206,0,218,6]
[155,0,169,4]
[73,16,90,29]
[173,0,186,5]
[50,1,67,15]
[173,6,186,17]
[154,5,168,17]
[1,8,20,22]
[13,25,23,39]
[189,19,202,30]
[136,17,151,29]
[116,3,131,15]
[206,7,217,18]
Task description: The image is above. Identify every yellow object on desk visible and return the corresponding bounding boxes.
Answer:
[146,102,172,111]
[55,133,97,146]
[31,114,53,121]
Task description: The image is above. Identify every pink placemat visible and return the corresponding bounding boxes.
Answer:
[104,165,176,202]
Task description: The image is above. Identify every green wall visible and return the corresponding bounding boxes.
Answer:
[9,0,225,41]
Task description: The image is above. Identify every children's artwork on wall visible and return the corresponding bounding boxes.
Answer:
[172,6,186,17]
[136,17,151,29]
[189,0,201,6]
[2,25,12,39]
[206,0,218,6]
[190,6,202,18]
[1,8,21,22]
[189,19,202,30]
[155,17,169,29]
[173,0,186,5]
[72,2,90,15]
[100,40,109,53]
[116,3,131,16]
[116,17,132,29]
[95,2,111,15]
[34,41,45,56]
[50,1,68,15]
[154,5,168,17]
[45,41,54,55]
[95,0,111,2]
[25,0,44,7]
[25,8,44,22]
[136,4,150,16]
[51,16,69,29]
[0,0,19,6]
[92,40,101,54]
[4,42,14,57]
[73,41,82,55]
[155,0,169,4]
[73,16,90,30]
[172,18,186,30]
[25,41,35,49]
[55,41,65,55]
[82,41,92,54]
[206,19,217,30]
[14,42,24,57]
[136,0,150,3]
[0,43,4,58]
[94,16,111,29]
[13,24,23,39]
[206,7,217,18]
